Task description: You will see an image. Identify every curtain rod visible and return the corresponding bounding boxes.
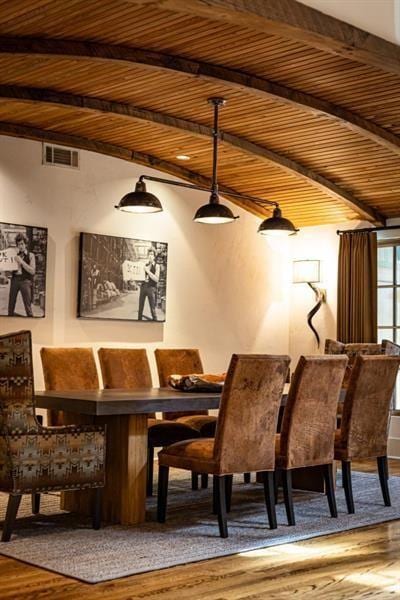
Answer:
[336,225,400,235]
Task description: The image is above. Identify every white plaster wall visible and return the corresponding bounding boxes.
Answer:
[299,0,400,44]
[288,219,369,366]
[0,135,291,389]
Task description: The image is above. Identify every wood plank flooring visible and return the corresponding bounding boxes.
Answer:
[0,459,399,599]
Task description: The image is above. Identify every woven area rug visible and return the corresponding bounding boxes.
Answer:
[0,469,399,583]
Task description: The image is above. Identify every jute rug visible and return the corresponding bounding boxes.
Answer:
[0,469,399,583]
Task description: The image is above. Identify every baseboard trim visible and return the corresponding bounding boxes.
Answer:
[388,436,400,459]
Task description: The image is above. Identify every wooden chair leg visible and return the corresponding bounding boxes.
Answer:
[2,494,22,542]
[243,472,251,484]
[191,472,199,490]
[31,493,40,515]
[282,469,295,526]
[92,488,102,530]
[146,445,154,497]
[201,473,209,489]
[215,476,228,538]
[225,474,233,512]
[377,456,391,506]
[157,465,169,523]
[341,460,355,514]
[262,471,277,529]
[323,464,338,518]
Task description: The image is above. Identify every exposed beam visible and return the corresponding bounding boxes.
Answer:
[0,37,398,158]
[0,85,385,224]
[0,121,265,219]
[130,0,400,76]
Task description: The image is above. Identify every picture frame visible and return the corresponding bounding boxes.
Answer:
[0,221,48,318]
[77,232,168,322]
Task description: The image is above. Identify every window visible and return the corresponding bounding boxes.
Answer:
[378,242,400,409]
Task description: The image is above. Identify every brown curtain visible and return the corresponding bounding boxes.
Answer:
[337,231,377,343]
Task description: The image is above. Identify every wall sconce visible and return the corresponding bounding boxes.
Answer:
[293,260,326,348]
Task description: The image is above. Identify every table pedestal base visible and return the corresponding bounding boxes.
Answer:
[61,414,148,525]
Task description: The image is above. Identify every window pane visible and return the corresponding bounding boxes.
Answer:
[378,246,394,285]
[397,246,400,285]
[378,328,393,343]
[378,287,393,326]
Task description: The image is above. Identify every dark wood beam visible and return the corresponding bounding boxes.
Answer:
[0,85,385,224]
[0,38,399,158]
[133,0,400,76]
[0,121,265,219]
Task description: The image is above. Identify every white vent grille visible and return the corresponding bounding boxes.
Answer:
[43,144,79,169]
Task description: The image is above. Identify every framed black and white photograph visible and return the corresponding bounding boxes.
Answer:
[0,222,48,318]
[78,232,168,322]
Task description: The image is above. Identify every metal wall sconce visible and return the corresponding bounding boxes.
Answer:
[293,260,326,348]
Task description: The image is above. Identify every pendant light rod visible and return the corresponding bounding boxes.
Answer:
[138,174,278,208]
[209,97,225,200]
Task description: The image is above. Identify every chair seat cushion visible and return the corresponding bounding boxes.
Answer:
[147,418,200,447]
[176,414,217,437]
[158,439,218,473]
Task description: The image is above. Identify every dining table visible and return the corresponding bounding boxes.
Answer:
[35,383,336,526]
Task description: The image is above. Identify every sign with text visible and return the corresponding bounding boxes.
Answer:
[122,259,146,282]
[0,247,18,271]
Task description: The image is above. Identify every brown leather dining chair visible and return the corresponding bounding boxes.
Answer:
[98,348,201,496]
[155,348,220,488]
[0,331,105,541]
[335,354,400,513]
[157,354,290,538]
[275,355,348,526]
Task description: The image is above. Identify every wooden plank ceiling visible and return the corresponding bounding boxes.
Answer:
[0,0,399,226]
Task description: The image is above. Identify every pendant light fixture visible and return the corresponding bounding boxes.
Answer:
[115,98,299,235]
[193,98,237,224]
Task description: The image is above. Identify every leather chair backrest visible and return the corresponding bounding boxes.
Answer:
[339,355,400,459]
[98,348,152,389]
[280,355,348,469]
[155,348,206,419]
[40,347,99,390]
[213,354,290,473]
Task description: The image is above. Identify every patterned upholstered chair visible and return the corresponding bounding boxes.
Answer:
[0,331,105,541]
[325,339,400,388]
[98,348,200,496]
[275,355,348,526]
[335,355,400,513]
[157,354,290,538]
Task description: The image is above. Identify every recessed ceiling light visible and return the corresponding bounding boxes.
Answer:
[176,154,191,161]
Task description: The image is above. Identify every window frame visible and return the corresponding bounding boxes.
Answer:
[378,239,400,413]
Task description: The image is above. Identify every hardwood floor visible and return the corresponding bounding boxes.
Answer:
[0,459,399,599]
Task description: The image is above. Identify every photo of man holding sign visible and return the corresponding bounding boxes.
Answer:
[0,223,47,318]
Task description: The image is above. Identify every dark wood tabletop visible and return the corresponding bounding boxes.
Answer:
[34,387,226,416]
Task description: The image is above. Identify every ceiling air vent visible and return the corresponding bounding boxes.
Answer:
[42,143,79,169]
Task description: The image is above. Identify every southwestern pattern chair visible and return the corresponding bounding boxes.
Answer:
[98,348,200,496]
[275,355,348,526]
[157,354,290,538]
[335,355,400,513]
[0,331,105,542]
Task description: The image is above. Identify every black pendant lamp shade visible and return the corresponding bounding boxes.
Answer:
[193,191,237,224]
[258,206,298,237]
[115,179,163,213]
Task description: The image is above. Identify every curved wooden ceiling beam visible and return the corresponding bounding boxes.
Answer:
[131,0,400,76]
[0,85,385,224]
[0,37,399,158]
[0,120,266,219]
